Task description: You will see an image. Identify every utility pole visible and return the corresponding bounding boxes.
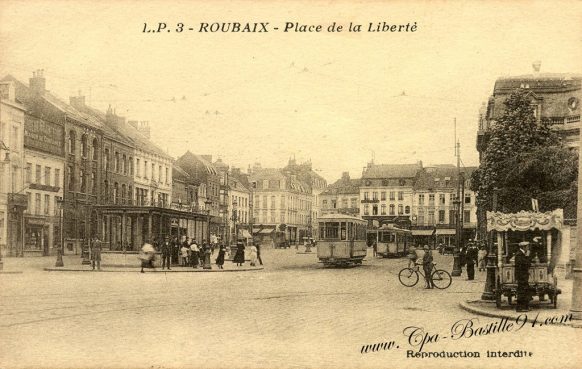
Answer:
[452,138,462,277]
[570,129,582,324]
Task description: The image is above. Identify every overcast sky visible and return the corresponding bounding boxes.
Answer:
[1,1,581,182]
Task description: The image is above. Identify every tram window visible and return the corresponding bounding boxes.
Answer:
[325,222,340,239]
[348,222,354,240]
[319,222,325,240]
[341,222,347,240]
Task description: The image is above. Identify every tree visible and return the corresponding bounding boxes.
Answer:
[471,89,578,218]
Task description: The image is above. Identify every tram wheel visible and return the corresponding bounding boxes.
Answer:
[398,268,419,287]
[431,269,452,289]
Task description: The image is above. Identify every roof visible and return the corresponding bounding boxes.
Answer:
[362,163,421,179]
[77,105,133,147]
[317,213,366,223]
[321,178,360,196]
[228,177,249,192]
[172,164,201,185]
[176,151,218,176]
[414,165,477,191]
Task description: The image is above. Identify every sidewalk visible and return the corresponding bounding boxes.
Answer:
[459,271,575,326]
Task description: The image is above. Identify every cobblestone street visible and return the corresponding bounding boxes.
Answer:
[1,249,580,369]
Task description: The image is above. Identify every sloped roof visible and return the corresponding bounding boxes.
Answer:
[249,168,286,181]
[321,178,360,196]
[363,163,421,179]
[77,105,133,147]
[176,151,218,176]
[172,163,200,185]
[228,177,249,192]
[414,165,478,190]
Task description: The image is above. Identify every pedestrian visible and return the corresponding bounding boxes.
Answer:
[91,236,102,271]
[200,240,207,266]
[180,243,189,267]
[233,241,245,266]
[466,243,478,280]
[256,242,263,265]
[459,245,467,275]
[407,244,418,269]
[373,241,378,257]
[515,241,532,312]
[190,240,199,268]
[140,241,156,273]
[215,244,226,269]
[249,243,258,266]
[161,237,172,270]
[422,245,435,289]
[478,246,488,271]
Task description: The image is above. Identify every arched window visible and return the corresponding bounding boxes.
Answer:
[92,138,99,161]
[128,185,133,205]
[114,152,120,173]
[121,184,126,204]
[81,134,88,158]
[129,157,133,175]
[113,182,119,204]
[67,130,76,154]
[122,154,127,175]
[104,180,109,203]
[80,169,86,192]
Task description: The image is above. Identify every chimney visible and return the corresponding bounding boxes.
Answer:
[137,121,151,139]
[341,171,350,181]
[29,69,46,95]
[0,81,15,101]
[69,92,86,109]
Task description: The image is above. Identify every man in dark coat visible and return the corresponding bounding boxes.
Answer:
[91,236,102,271]
[161,237,172,270]
[256,242,263,266]
[465,243,478,280]
[515,241,531,312]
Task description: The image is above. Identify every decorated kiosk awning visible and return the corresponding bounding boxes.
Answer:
[486,209,563,232]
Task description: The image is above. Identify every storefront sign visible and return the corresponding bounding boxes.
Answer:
[24,114,65,157]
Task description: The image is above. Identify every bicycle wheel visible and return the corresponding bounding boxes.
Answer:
[431,269,452,289]
[398,268,419,287]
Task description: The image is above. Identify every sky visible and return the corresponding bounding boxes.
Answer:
[1,0,581,182]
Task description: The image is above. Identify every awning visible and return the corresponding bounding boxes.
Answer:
[412,230,435,236]
[437,229,456,235]
[238,230,252,239]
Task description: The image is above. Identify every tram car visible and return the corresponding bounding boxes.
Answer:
[367,224,412,257]
[316,214,368,267]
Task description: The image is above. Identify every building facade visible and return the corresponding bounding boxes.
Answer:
[320,172,360,216]
[0,80,27,257]
[359,162,420,229]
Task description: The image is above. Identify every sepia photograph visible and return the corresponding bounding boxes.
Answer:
[0,1,581,368]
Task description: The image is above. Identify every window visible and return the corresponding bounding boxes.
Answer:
[151,163,155,181]
[165,167,169,184]
[464,210,471,223]
[91,172,97,194]
[121,154,126,174]
[364,204,369,215]
[44,194,50,215]
[262,195,267,208]
[104,149,110,171]
[439,194,446,205]
[35,164,41,184]
[381,192,386,200]
[113,182,119,204]
[372,192,378,200]
[35,193,41,215]
[332,200,337,209]
[55,169,60,188]
[80,170,86,193]
[364,192,369,200]
[270,211,276,223]
[428,194,435,205]
[398,191,403,200]
[143,161,148,179]
[405,206,410,214]
[92,138,99,160]
[350,198,357,208]
[67,130,75,154]
[372,205,378,215]
[322,200,328,208]
[81,134,88,158]
[418,194,425,205]
[280,211,285,223]
[381,204,386,215]
[158,165,162,182]
[114,152,119,173]
[342,198,348,208]
[271,196,276,209]
[54,196,60,215]
[449,209,457,225]
[136,158,140,177]
[45,167,51,186]
[390,191,395,200]
[25,163,32,183]
[26,192,31,214]
[389,204,395,215]
[281,195,286,208]
[465,194,471,204]
[438,210,445,223]
[398,204,403,214]
[418,211,425,225]
[428,210,435,225]
[324,222,340,239]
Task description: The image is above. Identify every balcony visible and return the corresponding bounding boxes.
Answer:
[360,199,379,204]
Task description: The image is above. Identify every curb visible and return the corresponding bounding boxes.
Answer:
[0,271,24,274]
[44,266,264,273]
[459,300,573,327]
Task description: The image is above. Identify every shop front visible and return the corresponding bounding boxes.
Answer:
[24,215,54,256]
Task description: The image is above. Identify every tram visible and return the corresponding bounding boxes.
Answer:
[367,224,412,258]
[316,214,368,267]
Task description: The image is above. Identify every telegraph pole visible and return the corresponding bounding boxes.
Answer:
[451,138,463,277]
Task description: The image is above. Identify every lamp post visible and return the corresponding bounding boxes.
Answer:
[55,196,65,267]
[0,146,10,269]
[481,189,499,300]
[232,199,238,245]
[204,199,212,269]
[451,198,462,276]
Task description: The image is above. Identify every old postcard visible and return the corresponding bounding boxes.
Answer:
[0,0,581,368]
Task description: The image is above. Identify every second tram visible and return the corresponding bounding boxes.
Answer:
[367,224,412,257]
[316,214,368,267]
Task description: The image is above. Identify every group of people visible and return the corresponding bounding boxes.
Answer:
[459,241,488,281]
[139,236,263,272]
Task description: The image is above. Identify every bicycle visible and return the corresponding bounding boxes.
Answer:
[398,263,452,289]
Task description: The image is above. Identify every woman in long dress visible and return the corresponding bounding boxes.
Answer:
[140,242,156,273]
[215,244,226,269]
[249,244,258,266]
[233,242,245,266]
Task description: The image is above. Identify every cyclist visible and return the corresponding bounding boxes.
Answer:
[422,245,435,289]
[407,244,418,268]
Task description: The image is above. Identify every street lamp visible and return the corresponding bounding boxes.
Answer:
[55,196,65,267]
[481,189,499,300]
[232,199,238,245]
[204,199,213,269]
[451,198,462,276]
